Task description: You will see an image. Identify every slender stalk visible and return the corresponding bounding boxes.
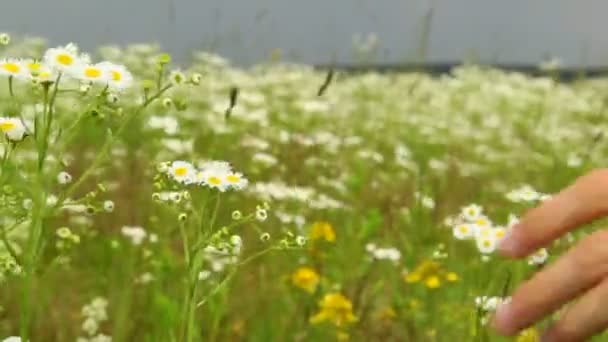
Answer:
[54,84,173,210]
[8,76,14,97]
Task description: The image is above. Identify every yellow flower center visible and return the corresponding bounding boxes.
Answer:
[174,167,188,177]
[28,63,41,71]
[39,71,51,79]
[226,175,240,183]
[208,177,222,185]
[476,219,487,226]
[446,272,459,282]
[425,276,441,289]
[0,121,16,131]
[495,230,506,238]
[56,54,74,66]
[2,63,20,73]
[458,226,469,234]
[85,67,102,78]
[482,240,492,248]
[111,70,122,81]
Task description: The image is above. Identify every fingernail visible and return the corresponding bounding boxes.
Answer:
[492,302,514,334]
[498,228,520,255]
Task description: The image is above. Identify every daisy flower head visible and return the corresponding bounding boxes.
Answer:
[473,216,492,230]
[199,168,229,191]
[98,62,133,91]
[225,171,248,191]
[0,58,28,80]
[493,226,507,242]
[43,43,84,74]
[0,117,27,142]
[167,160,196,185]
[452,223,475,240]
[528,248,549,266]
[476,235,497,254]
[28,62,55,84]
[461,204,483,222]
[74,63,110,85]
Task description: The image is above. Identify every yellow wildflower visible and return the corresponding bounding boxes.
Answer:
[291,267,320,294]
[425,275,441,289]
[310,221,336,242]
[445,272,459,282]
[404,260,460,289]
[310,293,357,327]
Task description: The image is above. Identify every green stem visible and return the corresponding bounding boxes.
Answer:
[1,223,20,265]
[53,84,173,210]
[8,76,14,97]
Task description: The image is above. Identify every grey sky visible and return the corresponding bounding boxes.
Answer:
[2,0,608,66]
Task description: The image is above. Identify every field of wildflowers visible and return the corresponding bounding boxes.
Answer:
[0,34,606,341]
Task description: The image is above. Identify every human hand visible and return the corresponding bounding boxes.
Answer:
[493,170,608,341]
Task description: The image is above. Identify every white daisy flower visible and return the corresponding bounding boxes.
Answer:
[74,63,110,84]
[225,172,248,191]
[473,216,492,230]
[0,58,28,80]
[199,169,229,191]
[453,223,475,240]
[168,161,196,184]
[0,117,27,141]
[493,227,507,242]
[30,63,56,83]
[476,235,497,254]
[461,204,483,222]
[43,44,83,74]
[528,248,549,266]
[98,62,133,91]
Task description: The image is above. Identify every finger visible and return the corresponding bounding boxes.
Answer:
[499,169,608,258]
[542,279,608,342]
[493,231,608,336]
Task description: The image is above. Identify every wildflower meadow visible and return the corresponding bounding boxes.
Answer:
[0,34,606,341]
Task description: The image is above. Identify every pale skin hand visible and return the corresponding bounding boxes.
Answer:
[493,169,608,341]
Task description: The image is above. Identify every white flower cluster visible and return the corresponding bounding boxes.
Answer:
[506,185,551,203]
[450,204,514,254]
[164,160,248,192]
[121,226,157,246]
[200,235,243,275]
[365,244,401,263]
[0,43,133,91]
[475,295,510,312]
[77,297,112,342]
[249,181,344,210]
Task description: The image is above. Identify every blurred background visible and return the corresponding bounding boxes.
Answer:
[2,0,608,67]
